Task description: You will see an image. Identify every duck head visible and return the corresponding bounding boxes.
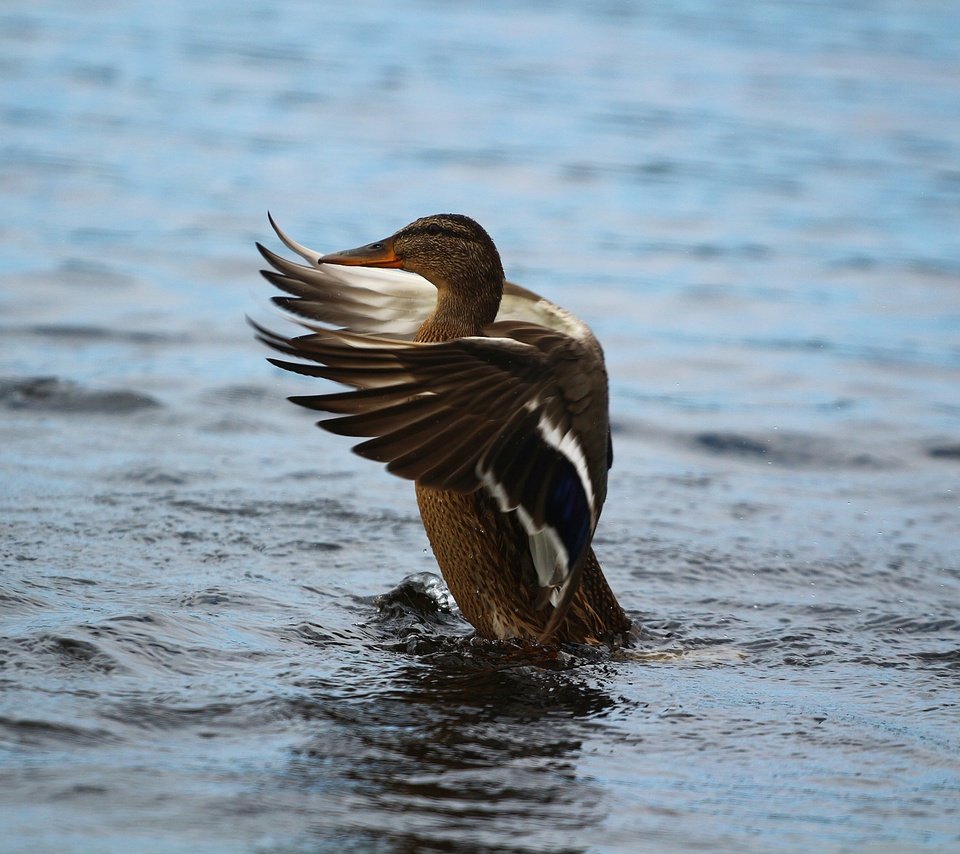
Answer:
[321,214,506,336]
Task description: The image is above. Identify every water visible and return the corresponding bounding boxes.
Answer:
[2,1,959,851]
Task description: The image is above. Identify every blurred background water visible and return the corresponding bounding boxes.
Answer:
[1,1,959,852]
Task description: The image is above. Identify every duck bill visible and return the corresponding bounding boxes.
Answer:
[320,237,402,268]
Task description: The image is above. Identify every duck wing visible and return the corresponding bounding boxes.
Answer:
[253,318,609,508]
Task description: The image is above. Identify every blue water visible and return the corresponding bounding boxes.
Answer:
[2,1,959,851]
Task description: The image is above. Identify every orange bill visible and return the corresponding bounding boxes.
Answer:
[321,237,402,268]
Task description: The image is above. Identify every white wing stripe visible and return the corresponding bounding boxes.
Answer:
[478,464,571,596]
[535,413,596,524]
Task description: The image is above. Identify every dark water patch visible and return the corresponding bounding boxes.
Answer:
[848,650,960,680]
[560,156,709,187]
[0,716,118,748]
[32,258,134,288]
[105,613,161,625]
[178,588,233,608]
[12,324,182,344]
[199,415,277,434]
[101,699,254,732]
[742,335,832,353]
[81,618,212,676]
[168,497,274,518]
[118,466,190,486]
[290,540,342,552]
[68,62,118,86]
[815,397,857,412]
[0,376,160,413]
[692,430,889,469]
[624,539,835,588]
[208,383,274,404]
[261,539,346,559]
[654,329,958,372]
[309,661,618,748]
[696,431,768,457]
[27,635,120,674]
[0,146,115,179]
[49,783,112,800]
[71,226,138,243]
[0,106,55,127]
[741,632,839,666]
[409,145,526,169]
[640,238,774,262]
[906,257,960,280]
[270,656,620,852]
[912,649,960,672]
[273,88,331,109]
[665,472,714,489]
[169,495,336,519]
[287,622,372,650]
[829,253,880,272]
[859,614,960,636]
[182,35,313,66]
[181,586,287,618]
[46,575,97,587]
[323,828,570,854]
[102,692,359,735]
[928,443,960,460]
[614,392,723,414]
[270,468,355,482]
[193,491,353,564]
[0,585,47,610]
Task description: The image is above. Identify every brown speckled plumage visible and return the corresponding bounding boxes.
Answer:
[416,485,629,642]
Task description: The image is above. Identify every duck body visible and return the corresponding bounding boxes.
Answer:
[416,487,627,643]
[254,213,631,644]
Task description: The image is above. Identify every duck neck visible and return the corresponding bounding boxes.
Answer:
[415,270,504,343]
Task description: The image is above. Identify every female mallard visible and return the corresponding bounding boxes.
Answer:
[254,213,631,645]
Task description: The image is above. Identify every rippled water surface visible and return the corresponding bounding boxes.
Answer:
[2,1,959,851]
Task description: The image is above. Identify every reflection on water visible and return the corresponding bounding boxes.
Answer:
[276,577,622,850]
[291,654,616,852]
[2,0,959,851]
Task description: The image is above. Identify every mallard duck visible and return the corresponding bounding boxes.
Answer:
[253,213,631,645]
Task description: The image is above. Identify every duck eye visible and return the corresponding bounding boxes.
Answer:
[426,223,441,237]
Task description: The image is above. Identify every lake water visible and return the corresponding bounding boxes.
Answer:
[2,1,959,851]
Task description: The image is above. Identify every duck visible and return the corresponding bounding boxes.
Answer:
[253,213,632,645]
